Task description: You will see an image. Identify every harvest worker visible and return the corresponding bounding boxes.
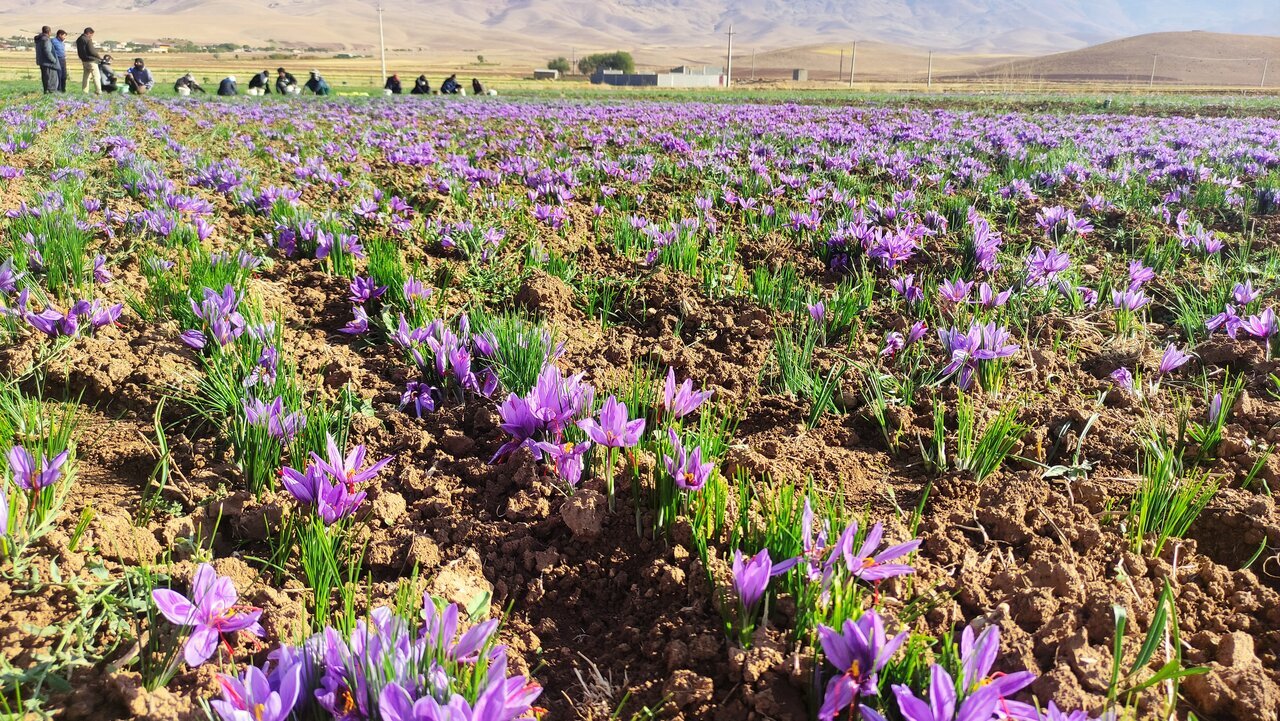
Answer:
[275,67,297,94]
[440,73,461,94]
[174,73,205,93]
[34,27,60,94]
[98,55,118,93]
[53,30,69,92]
[247,69,271,94]
[217,76,238,96]
[304,70,330,95]
[124,58,155,95]
[384,74,402,94]
[471,77,486,95]
[411,75,431,94]
[75,27,104,94]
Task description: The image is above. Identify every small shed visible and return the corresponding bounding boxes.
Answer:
[533,68,559,80]
[792,69,808,81]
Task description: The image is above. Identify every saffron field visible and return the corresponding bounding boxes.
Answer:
[1,96,1279,720]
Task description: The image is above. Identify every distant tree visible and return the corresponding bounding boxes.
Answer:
[547,57,572,75]
[578,51,634,76]
[477,54,485,64]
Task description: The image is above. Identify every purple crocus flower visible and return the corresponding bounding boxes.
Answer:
[339,305,369,335]
[808,301,827,323]
[1112,289,1149,312]
[1157,344,1192,375]
[1206,305,1242,339]
[973,283,1011,310]
[349,276,387,305]
[1242,307,1279,341]
[663,368,713,420]
[837,521,921,582]
[959,624,1038,717]
[243,397,305,442]
[939,278,973,304]
[731,548,799,610]
[491,393,543,462]
[1025,247,1070,287]
[890,274,924,304]
[0,258,23,293]
[314,433,392,493]
[92,255,112,285]
[1127,261,1155,290]
[663,429,713,491]
[817,610,908,720]
[1110,367,1135,394]
[400,380,436,418]
[578,396,645,448]
[888,664,1001,721]
[403,277,432,304]
[7,446,69,490]
[881,331,906,359]
[210,662,301,721]
[280,462,366,525]
[152,563,264,667]
[536,439,591,487]
[1233,281,1260,306]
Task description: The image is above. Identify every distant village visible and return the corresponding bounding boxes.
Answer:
[2,35,366,58]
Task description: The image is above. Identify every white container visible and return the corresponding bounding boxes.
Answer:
[177,86,191,96]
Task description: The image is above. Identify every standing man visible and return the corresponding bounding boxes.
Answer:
[76,27,104,94]
[34,27,60,94]
[52,30,69,92]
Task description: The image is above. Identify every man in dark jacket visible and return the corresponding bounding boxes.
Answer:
[174,73,205,93]
[440,74,460,94]
[75,28,104,93]
[384,74,402,94]
[34,27,60,94]
[247,70,270,94]
[275,67,297,94]
[217,76,238,96]
[53,30,69,92]
[411,75,430,94]
[304,70,330,96]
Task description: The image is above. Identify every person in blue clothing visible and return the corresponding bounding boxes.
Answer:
[34,27,60,94]
[440,74,461,94]
[124,58,154,95]
[52,30,68,92]
[217,76,238,96]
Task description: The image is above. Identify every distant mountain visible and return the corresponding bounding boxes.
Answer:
[961,31,1280,87]
[3,0,1278,54]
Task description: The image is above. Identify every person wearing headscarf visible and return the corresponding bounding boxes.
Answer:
[305,70,331,96]
[218,75,238,96]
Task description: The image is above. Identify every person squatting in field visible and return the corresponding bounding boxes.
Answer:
[125,58,155,95]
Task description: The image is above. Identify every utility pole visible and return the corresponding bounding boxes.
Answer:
[849,42,856,88]
[927,50,933,89]
[751,48,756,81]
[1263,59,1270,89]
[571,47,576,75]
[377,3,387,83]
[1149,54,1157,89]
[725,24,735,88]
[839,48,844,81]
